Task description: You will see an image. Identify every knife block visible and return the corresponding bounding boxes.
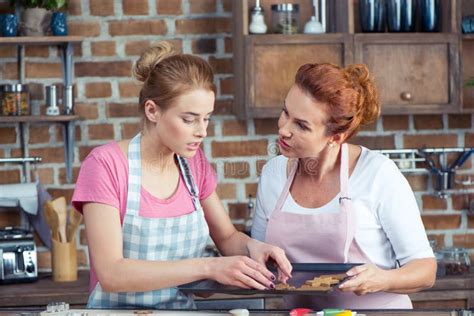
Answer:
[52,238,77,282]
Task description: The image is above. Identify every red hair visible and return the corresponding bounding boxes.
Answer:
[295,63,380,140]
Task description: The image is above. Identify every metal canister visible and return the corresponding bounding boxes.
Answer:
[1,84,30,116]
[63,85,74,115]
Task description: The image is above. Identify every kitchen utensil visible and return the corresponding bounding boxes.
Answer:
[51,197,67,243]
[44,201,60,241]
[67,208,82,242]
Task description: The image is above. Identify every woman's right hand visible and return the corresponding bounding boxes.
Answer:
[209,256,276,290]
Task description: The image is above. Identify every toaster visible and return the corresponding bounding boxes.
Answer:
[0,227,37,284]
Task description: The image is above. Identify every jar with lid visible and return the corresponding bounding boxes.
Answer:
[271,3,300,34]
[438,247,471,275]
[429,239,446,277]
[1,84,30,116]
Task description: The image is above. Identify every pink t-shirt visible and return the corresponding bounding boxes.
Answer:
[72,141,217,292]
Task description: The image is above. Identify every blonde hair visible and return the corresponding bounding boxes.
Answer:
[132,42,216,117]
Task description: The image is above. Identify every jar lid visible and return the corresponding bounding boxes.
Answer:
[3,84,28,93]
[438,247,468,255]
[271,3,299,12]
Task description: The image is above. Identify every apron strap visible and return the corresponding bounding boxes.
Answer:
[339,143,350,203]
[176,155,201,210]
[340,143,356,263]
[269,159,298,220]
[126,133,143,216]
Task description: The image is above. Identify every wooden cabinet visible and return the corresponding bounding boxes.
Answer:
[354,34,459,114]
[232,0,465,118]
[243,34,352,118]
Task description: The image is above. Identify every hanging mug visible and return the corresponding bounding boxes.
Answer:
[2,14,18,37]
[51,12,67,36]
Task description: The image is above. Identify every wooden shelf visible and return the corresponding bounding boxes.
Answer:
[0,115,79,123]
[0,36,83,46]
[463,34,474,40]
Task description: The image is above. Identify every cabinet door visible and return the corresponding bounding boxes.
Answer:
[354,34,459,114]
[244,34,352,118]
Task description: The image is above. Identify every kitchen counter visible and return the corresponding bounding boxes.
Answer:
[1,271,473,309]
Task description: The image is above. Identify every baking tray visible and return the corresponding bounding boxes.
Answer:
[179,263,361,296]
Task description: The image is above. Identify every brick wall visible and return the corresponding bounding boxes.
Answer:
[0,0,473,271]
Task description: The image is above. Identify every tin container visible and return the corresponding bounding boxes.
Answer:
[1,84,30,116]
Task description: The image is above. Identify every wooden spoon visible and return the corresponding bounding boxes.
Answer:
[44,201,60,242]
[51,197,67,243]
[67,208,82,242]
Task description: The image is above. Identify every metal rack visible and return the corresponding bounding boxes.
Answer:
[0,156,42,183]
[376,147,474,198]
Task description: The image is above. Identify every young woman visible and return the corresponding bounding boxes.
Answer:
[72,42,292,309]
[251,63,436,309]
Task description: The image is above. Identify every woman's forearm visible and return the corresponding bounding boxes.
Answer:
[215,230,251,257]
[98,257,216,292]
[384,258,437,294]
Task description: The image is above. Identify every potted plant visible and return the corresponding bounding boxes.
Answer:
[11,0,66,36]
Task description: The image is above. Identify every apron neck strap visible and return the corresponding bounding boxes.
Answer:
[269,159,298,219]
[339,143,350,203]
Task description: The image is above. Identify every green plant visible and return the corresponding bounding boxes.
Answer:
[11,0,66,11]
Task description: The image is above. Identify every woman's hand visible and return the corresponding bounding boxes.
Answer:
[209,256,276,290]
[338,263,389,295]
[246,239,292,284]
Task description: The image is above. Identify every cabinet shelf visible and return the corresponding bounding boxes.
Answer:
[0,36,83,46]
[0,115,79,123]
[463,34,474,40]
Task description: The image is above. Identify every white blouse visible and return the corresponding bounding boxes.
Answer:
[251,146,434,269]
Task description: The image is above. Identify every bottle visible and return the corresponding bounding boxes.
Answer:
[249,1,267,34]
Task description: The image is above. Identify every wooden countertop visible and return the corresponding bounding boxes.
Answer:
[1,271,473,308]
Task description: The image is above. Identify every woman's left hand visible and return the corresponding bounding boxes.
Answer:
[338,263,389,295]
[246,239,292,283]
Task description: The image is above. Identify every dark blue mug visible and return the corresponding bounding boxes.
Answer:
[359,0,385,32]
[386,0,417,32]
[2,14,18,37]
[420,0,440,32]
[51,12,67,36]
[462,16,474,34]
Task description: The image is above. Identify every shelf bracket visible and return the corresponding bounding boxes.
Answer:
[62,121,75,183]
[17,45,25,84]
[18,122,30,183]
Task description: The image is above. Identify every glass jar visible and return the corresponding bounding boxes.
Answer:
[429,239,446,277]
[271,3,300,34]
[1,84,30,116]
[438,247,471,276]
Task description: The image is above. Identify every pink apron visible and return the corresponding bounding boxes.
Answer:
[265,144,412,309]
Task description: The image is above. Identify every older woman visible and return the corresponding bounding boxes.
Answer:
[251,63,436,309]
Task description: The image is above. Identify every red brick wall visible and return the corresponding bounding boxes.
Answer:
[0,0,473,271]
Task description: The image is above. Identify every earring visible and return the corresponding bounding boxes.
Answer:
[328,142,335,148]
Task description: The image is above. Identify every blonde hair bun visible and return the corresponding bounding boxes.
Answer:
[132,42,177,83]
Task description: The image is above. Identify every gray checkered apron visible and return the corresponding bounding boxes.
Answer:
[87,133,209,309]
